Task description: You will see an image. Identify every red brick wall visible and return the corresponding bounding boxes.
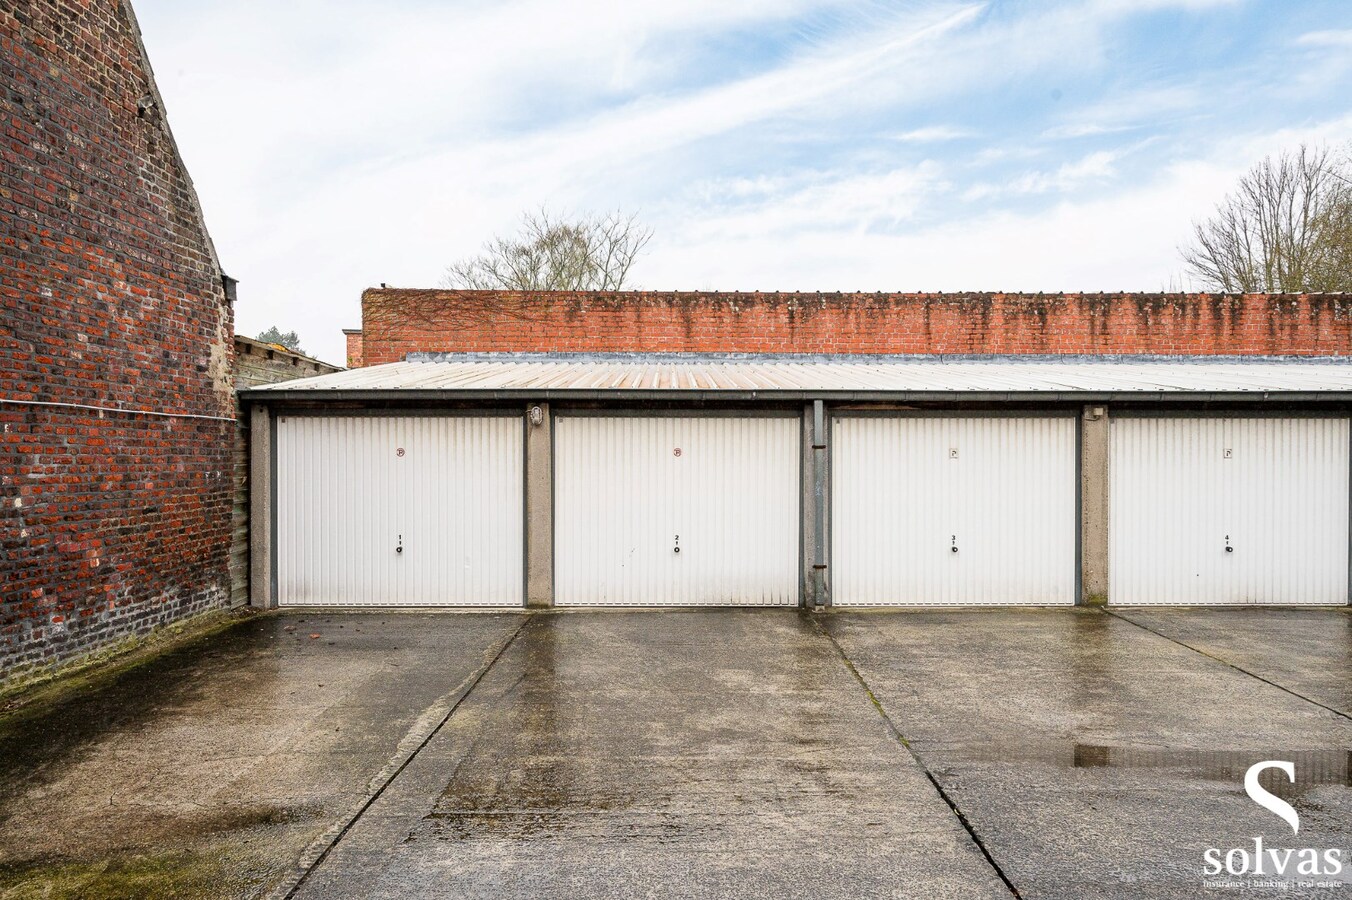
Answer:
[343,329,365,369]
[359,289,1352,365]
[1,0,234,682]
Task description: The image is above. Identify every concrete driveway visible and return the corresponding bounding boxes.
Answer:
[1,608,1349,899]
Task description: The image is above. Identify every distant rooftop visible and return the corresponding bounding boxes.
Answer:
[234,334,343,371]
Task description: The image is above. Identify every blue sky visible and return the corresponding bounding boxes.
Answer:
[135,0,1352,364]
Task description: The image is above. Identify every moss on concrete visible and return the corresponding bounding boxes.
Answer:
[0,847,259,900]
[0,608,262,722]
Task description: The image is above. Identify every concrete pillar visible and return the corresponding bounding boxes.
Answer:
[801,401,830,608]
[524,402,554,608]
[1080,404,1110,605]
[248,404,276,609]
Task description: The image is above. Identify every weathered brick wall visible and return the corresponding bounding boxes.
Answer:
[230,337,341,607]
[359,290,1352,365]
[343,329,364,369]
[1,0,234,682]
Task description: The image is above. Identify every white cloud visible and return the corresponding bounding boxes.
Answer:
[133,0,1352,362]
[153,0,995,354]
[1040,84,1203,143]
[961,150,1120,201]
[642,117,1352,293]
[1040,123,1134,140]
[1087,0,1244,10]
[675,164,949,239]
[1295,29,1352,48]
[890,126,976,143]
[644,155,1237,292]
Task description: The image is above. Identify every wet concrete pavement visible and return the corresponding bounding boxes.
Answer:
[0,611,524,899]
[293,611,1008,899]
[1111,607,1352,717]
[1,607,1349,899]
[823,608,1352,899]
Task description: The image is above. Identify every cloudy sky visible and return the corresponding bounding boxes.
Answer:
[135,0,1352,364]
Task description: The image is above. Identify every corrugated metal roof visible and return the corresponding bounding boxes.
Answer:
[241,354,1352,399]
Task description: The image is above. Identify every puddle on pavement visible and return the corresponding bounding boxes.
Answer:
[1073,744,1352,798]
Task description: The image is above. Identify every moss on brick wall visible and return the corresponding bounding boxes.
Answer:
[359,289,1352,365]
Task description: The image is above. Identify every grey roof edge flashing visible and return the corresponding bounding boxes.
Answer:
[404,351,1352,365]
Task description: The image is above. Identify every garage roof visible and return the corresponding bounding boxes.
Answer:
[240,354,1352,402]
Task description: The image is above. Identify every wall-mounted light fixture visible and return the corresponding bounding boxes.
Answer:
[529,405,544,427]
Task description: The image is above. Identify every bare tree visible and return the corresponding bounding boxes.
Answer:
[441,209,653,291]
[1318,142,1352,288]
[1181,144,1352,292]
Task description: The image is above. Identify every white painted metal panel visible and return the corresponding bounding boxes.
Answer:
[276,415,522,606]
[555,416,799,606]
[1110,417,1349,605]
[833,417,1077,606]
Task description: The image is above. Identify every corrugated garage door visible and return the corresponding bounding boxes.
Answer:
[555,415,799,606]
[1110,417,1349,605]
[275,415,523,606]
[833,416,1077,606]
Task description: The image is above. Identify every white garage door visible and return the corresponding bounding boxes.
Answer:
[833,416,1077,606]
[275,415,523,606]
[1110,417,1349,605]
[555,415,799,606]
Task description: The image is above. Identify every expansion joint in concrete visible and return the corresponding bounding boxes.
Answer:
[1106,610,1352,723]
[278,613,533,899]
[811,617,1023,899]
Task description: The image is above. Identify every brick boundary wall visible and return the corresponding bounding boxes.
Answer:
[357,289,1352,366]
[1,0,234,682]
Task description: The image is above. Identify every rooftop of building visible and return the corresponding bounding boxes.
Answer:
[241,352,1352,402]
